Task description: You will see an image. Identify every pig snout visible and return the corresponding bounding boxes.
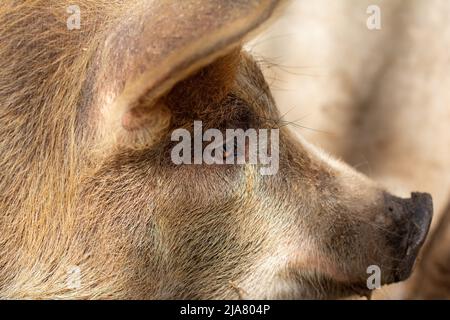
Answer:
[383,192,433,282]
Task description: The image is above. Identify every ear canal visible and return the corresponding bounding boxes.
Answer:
[91,0,284,125]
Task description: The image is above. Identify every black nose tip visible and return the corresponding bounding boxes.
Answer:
[408,192,433,246]
[383,191,433,282]
[394,192,433,281]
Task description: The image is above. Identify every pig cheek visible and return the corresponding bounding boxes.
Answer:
[305,219,372,283]
[289,248,355,283]
[282,230,354,283]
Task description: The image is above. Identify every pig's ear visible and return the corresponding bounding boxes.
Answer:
[90,0,283,147]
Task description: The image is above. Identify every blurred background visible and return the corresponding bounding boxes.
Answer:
[248,0,450,299]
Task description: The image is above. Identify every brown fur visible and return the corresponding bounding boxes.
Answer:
[0,0,433,299]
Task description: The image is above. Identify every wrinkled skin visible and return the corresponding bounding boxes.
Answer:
[0,0,432,299]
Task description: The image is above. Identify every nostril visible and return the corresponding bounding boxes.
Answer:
[384,192,433,220]
[383,193,405,220]
[382,192,434,282]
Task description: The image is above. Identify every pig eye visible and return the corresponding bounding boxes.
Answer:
[223,140,239,160]
[222,139,250,161]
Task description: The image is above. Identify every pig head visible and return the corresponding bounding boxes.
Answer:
[0,0,432,299]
